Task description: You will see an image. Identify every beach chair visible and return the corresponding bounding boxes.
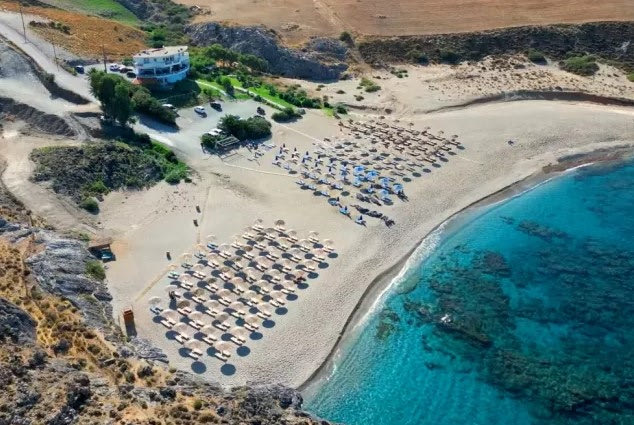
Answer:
[150,306,163,315]
[192,294,206,304]
[191,271,206,280]
[177,306,192,316]
[167,271,180,280]
[160,318,175,329]
[188,319,204,330]
[175,333,190,344]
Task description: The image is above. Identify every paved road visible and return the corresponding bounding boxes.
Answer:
[0,11,95,102]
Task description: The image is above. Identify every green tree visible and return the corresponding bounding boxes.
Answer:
[220,77,234,96]
[113,83,132,125]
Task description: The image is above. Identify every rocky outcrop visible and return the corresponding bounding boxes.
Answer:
[186,22,348,80]
[359,21,634,68]
[0,97,76,137]
[0,298,36,343]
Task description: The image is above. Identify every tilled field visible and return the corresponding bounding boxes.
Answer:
[179,0,634,44]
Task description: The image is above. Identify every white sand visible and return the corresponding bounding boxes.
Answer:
[100,99,634,387]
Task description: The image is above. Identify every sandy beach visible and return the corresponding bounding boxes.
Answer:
[100,99,634,387]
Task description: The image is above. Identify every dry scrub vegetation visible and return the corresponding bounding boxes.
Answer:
[1,1,146,59]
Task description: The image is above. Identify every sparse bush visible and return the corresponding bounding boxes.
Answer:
[193,400,203,410]
[439,49,460,64]
[85,260,105,281]
[527,49,546,64]
[271,107,301,122]
[80,197,99,214]
[339,31,354,46]
[560,54,599,76]
[360,77,381,92]
[627,72,634,82]
[407,49,428,64]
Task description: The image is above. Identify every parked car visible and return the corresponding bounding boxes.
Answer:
[206,128,223,137]
[210,101,222,111]
[74,65,84,74]
[109,64,120,71]
[118,66,131,73]
[256,106,265,115]
[162,103,176,111]
[126,71,136,78]
[194,106,207,116]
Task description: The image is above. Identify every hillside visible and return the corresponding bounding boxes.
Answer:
[177,0,634,44]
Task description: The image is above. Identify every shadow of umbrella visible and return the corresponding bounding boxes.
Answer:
[221,364,236,376]
[237,346,251,357]
[191,361,207,374]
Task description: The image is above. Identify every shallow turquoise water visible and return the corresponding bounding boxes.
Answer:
[305,159,634,425]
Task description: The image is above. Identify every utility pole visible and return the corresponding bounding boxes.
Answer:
[18,3,27,43]
[102,45,107,71]
[52,42,59,70]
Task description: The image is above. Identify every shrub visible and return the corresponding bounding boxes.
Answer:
[335,104,348,114]
[164,170,182,184]
[527,49,546,64]
[407,49,428,64]
[627,72,634,82]
[200,133,218,150]
[80,197,99,213]
[193,400,203,410]
[271,107,301,122]
[360,77,381,93]
[219,115,272,141]
[560,55,599,76]
[439,49,460,64]
[85,260,105,281]
[339,31,354,46]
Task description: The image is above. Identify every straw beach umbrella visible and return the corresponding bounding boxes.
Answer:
[201,325,220,340]
[203,300,221,315]
[160,309,179,322]
[231,326,248,343]
[148,296,162,309]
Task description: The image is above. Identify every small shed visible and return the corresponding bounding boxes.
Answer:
[88,237,115,261]
[216,136,241,151]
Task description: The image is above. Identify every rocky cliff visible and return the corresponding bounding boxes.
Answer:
[186,23,348,80]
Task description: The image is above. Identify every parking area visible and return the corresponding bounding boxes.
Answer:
[133,99,276,158]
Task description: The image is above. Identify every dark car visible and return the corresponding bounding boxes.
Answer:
[74,65,84,74]
[256,106,265,115]
[210,101,222,111]
[126,71,136,78]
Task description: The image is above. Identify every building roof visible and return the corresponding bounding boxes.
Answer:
[216,136,241,149]
[133,46,188,59]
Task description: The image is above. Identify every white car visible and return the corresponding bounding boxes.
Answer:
[162,103,176,111]
[109,64,120,71]
[194,106,206,115]
[206,128,223,136]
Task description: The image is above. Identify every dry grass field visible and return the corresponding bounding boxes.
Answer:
[180,0,634,44]
[1,1,146,58]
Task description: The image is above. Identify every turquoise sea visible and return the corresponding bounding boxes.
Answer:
[305,159,634,425]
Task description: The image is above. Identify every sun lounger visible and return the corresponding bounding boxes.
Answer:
[255,263,268,272]
[281,287,295,295]
[218,297,231,307]
[150,306,163,315]
[194,252,206,260]
[205,282,219,292]
[187,348,203,360]
[188,320,204,330]
[244,322,259,332]
[177,307,192,316]
[191,271,206,280]
[218,251,232,260]
[192,295,206,304]
[254,242,266,250]
[168,271,180,280]
[219,272,232,282]
[181,262,193,269]
[175,334,190,344]
[160,319,174,329]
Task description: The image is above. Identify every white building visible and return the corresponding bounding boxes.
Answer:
[133,46,190,86]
